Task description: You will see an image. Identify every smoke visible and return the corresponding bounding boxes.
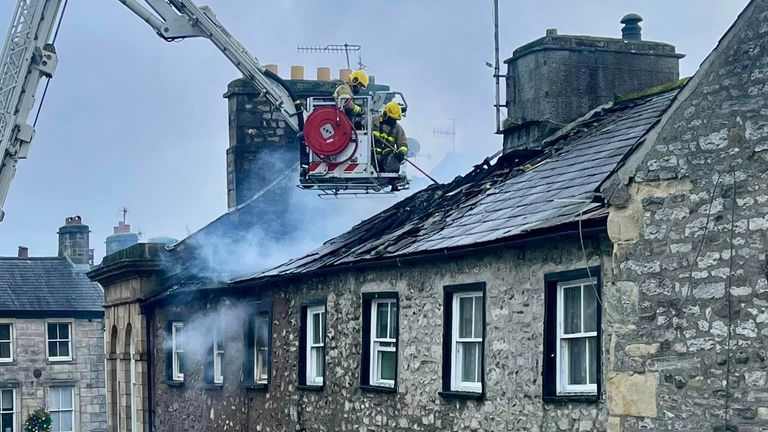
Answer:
[164,301,250,361]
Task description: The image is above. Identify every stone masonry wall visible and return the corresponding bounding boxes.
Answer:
[150,235,615,432]
[0,318,107,431]
[605,1,768,430]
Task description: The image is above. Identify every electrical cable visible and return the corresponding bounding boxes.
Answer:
[657,171,723,328]
[33,0,69,128]
[723,169,737,430]
[577,201,617,322]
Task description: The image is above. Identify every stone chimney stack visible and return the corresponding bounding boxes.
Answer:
[57,215,93,265]
[502,14,684,155]
[17,246,28,258]
[105,220,139,256]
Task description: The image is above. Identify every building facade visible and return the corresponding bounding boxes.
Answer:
[0,218,106,432]
[90,2,768,431]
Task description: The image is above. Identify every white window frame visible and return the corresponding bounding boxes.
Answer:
[451,292,483,393]
[556,279,599,396]
[46,321,73,362]
[212,327,224,385]
[0,388,16,432]
[305,305,325,386]
[0,321,14,363]
[171,322,184,382]
[254,312,270,384]
[369,299,397,388]
[49,386,75,432]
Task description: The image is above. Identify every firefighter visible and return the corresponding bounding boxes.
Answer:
[333,70,368,118]
[372,101,408,174]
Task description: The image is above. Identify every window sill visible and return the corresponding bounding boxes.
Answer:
[202,383,224,391]
[47,359,74,365]
[543,395,599,404]
[439,390,484,401]
[241,383,269,391]
[297,384,324,392]
[360,384,397,394]
[165,380,184,388]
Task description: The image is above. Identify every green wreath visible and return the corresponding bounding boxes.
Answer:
[24,408,53,432]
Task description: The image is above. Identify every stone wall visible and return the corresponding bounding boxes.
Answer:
[0,318,106,431]
[148,234,615,431]
[604,1,768,430]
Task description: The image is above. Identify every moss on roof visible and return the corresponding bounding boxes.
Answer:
[617,78,690,103]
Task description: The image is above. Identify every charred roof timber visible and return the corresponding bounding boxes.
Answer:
[501,14,684,157]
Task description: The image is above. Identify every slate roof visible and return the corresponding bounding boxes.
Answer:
[235,86,681,283]
[0,257,104,314]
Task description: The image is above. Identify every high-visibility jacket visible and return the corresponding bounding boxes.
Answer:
[333,83,362,116]
[372,116,407,155]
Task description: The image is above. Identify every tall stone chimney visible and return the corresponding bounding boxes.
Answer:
[105,220,139,256]
[57,215,93,265]
[502,14,684,155]
[17,246,28,258]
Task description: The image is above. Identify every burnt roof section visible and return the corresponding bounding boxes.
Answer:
[0,257,104,315]
[232,87,680,283]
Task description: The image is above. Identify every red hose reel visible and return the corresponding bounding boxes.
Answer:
[303,107,356,162]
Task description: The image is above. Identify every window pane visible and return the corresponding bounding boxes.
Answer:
[379,351,396,381]
[58,324,69,340]
[1,413,12,432]
[51,413,61,432]
[473,297,482,338]
[588,337,598,384]
[47,323,57,339]
[568,338,587,385]
[460,342,479,383]
[376,302,388,339]
[583,284,598,333]
[0,343,9,359]
[58,411,73,432]
[256,316,269,349]
[458,297,474,338]
[563,286,582,334]
[49,388,60,410]
[312,313,322,345]
[0,325,9,341]
[313,347,324,378]
[389,303,398,339]
[49,341,58,357]
[1,390,11,410]
[60,388,73,409]
[58,342,70,358]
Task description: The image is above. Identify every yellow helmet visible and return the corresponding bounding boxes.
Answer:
[348,70,369,88]
[382,101,403,120]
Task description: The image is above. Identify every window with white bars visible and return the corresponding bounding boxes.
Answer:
[306,306,325,386]
[213,328,224,385]
[0,324,12,363]
[0,389,14,432]
[171,322,184,382]
[370,299,397,387]
[49,386,74,432]
[557,279,598,395]
[254,312,270,384]
[451,292,483,393]
[47,322,72,361]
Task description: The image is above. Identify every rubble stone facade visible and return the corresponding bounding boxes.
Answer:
[603,1,768,430]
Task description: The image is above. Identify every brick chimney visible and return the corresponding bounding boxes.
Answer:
[17,246,28,258]
[502,14,684,155]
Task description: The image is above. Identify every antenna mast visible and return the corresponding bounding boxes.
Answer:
[493,0,502,132]
[298,43,364,70]
[433,118,457,153]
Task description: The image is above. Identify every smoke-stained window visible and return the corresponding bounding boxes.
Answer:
[242,302,273,389]
[212,328,224,385]
[361,292,399,391]
[164,321,185,383]
[298,300,326,388]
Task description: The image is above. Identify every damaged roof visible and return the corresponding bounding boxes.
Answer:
[0,257,104,316]
[234,86,681,283]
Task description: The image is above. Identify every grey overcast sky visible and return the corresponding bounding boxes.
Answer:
[0,0,750,261]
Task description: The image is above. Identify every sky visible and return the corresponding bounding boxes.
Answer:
[0,0,750,262]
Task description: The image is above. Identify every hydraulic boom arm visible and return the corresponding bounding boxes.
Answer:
[0,0,302,221]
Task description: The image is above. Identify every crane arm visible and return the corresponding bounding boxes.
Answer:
[117,0,301,132]
[0,0,61,221]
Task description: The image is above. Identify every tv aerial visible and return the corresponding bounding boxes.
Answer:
[298,43,366,70]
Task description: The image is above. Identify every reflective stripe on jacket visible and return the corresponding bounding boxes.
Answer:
[372,116,407,154]
[333,83,362,115]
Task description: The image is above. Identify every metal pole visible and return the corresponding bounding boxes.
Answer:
[493,0,501,133]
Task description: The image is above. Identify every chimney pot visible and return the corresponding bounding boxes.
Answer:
[339,68,352,82]
[290,65,305,80]
[265,64,278,75]
[546,28,558,36]
[17,246,28,258]
[316,67,331,81]
[621,13,643,41]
